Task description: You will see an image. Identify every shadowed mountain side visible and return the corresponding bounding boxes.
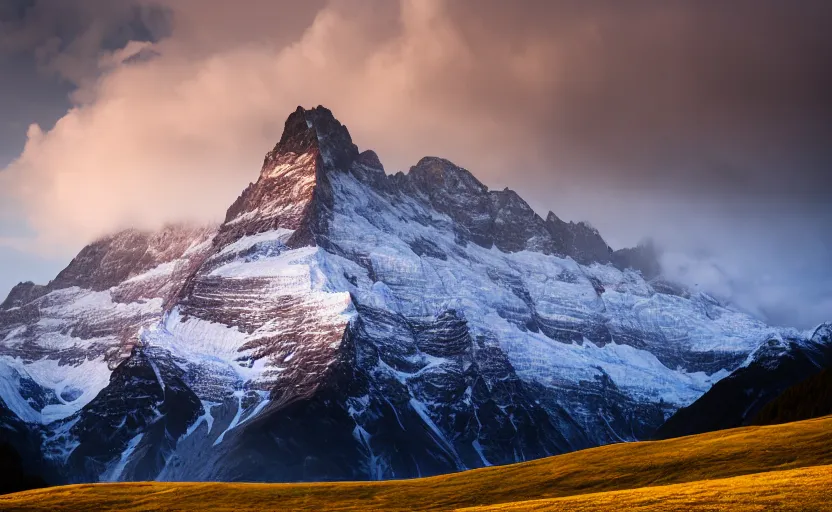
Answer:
[753,367,832,426]
[0,442,47,496]
[654,324,832,439]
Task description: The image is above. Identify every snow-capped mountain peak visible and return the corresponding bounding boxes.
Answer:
[0,106,823,484]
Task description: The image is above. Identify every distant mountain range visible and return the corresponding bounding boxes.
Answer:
[1,106,829,485]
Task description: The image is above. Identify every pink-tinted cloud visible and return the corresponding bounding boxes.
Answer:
[0,0,568,254]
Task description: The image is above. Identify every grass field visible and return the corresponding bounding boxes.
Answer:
[2,415,831,511]
[465,465,832,511]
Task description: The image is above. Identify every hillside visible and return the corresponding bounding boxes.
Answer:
[754,367,832,426]
[2,415,831,511]
[465,465,832,511]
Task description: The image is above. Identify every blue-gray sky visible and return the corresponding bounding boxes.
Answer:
[1,0,830,329]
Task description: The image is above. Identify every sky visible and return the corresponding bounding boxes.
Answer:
[0,0,830,329]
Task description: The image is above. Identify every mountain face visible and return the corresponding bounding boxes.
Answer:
[654,323,832,439]
[0,440,46,495]
[0,106,824,484]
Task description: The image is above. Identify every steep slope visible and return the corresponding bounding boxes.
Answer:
[2,415,831,511]
[0,225,217,479]
[0,441,47,496]
[0,106,819,484]
[466,466,832,512]
[654,323,832,439]
[753,367,832,426]
[0,400,51,490]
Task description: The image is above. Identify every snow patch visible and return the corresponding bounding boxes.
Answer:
[100,433,144,482]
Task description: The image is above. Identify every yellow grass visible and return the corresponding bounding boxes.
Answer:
[464,465,832,511]
[2,415,831,511]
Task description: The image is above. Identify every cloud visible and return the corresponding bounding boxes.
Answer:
[0,0,830,328]
[0,0,556,253]
[0,0,170,89]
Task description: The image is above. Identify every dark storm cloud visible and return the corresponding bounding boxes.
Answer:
[441,0,832,201]
[0,0,171,85]
[0,54,71,167]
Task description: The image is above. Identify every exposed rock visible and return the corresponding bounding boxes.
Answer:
[612,240,662,280]
[406,157,496,248]
[544,212,613,264]
[0,282,48,311]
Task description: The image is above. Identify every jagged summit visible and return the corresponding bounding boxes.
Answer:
[0,282,46,310]
[355,149,383,171]
[275,106,320,151]
[265,105,358,174]
[217,106,355,248]
[222,105,656,274]
[408,157,488,193]
[256,106,662,275]
[812,323,832,343]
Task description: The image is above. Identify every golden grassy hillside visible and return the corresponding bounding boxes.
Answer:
[2,415,831,511]
[464,465,832,511]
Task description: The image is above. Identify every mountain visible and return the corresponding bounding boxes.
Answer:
[0,106,822,484]
[0,441,47,496]
[0,401,50,493]
[753,367,832,426]
[654,323,832,439]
